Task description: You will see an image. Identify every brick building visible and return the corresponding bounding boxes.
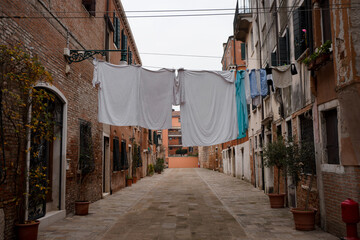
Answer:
[162,111,199,168]
[227,0,360,237]
[0,0,158,239]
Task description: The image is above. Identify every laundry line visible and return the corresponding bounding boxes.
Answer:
[92,59,248,147]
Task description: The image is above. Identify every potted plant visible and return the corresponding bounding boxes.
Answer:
[0,45,54,240]
[132,143,139,184]
[148,164,154,176]
[289,140,317,231]
[126,175,133,187]
[154,158,164,174]
[75,121,95,216]
[263,137,288,208]
[303,40,332,71]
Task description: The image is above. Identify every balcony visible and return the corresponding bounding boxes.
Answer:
[233,0,252,42]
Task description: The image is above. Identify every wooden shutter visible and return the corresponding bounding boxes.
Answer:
[241,43,246,60]
[113,138,120,171]
[121,30,127,61]
[121,140,128,169]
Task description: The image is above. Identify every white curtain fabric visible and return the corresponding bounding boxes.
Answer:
[178,69,238,147]
[92,60,175,129]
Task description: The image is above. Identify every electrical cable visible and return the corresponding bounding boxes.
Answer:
[0,6,359,19]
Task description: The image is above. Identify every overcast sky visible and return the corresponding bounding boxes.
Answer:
[121,0,238,71]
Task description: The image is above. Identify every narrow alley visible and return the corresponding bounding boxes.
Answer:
[39,169,336,240]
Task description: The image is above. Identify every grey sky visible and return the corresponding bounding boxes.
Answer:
[121,0,238,71]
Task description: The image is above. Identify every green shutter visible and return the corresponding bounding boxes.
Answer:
[121,30,127,61]
[241,43,246,60]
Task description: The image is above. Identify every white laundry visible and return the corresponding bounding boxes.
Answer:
[92,60,175,129]
[138,67,175,129]
[272,65,292,88]
[178,69,238,147]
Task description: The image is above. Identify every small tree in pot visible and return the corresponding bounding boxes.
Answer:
[290,140,317,231]
[75,121,95,216]
[263,137,287,208]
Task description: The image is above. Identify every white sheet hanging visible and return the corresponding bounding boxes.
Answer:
[178,69,238,147]
[92,60,175,129]
[139,67,175,129]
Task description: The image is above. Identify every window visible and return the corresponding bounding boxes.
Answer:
[120,140,128,169]
[169,147,173,150]
[271,50,278,67]
[148,130,152,143]
[82,0,96,17]
[293,4,310,59]
[324,109,339,164]
[255,136,257,149]
[321,0,332,43]
[178,117,181,122]
[277,125,282,138]
[287,120,292,140]
[300,114,316,174]
[241,42,246,60]
[113,13,120,49]
[79,121,94,174]
[189,147,193,153]
[113,137,120,171]
[279,29,290,65]
[169,137,172,140]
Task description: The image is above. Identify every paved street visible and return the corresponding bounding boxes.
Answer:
[39,169,337,240]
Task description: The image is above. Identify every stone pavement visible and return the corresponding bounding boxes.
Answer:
[39,168,338,240]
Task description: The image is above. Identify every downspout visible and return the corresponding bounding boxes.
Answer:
[256,0,265,191]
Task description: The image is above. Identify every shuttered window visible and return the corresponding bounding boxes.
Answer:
[324,109,339,164]
[128,47,132,64]
[120,140,128,170]
[279,29,290,65]
[148,130,152,143]
[271,51,277,67]
[113,15,120,49]
[82,0,96,17]
[241,42,246,60]
[113,137,120,171]
[293,7,307,59]
[121,30,128,61]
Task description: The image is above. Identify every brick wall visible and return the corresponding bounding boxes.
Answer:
[322,166,360,237]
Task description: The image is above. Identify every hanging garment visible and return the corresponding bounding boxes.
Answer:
[291,63,298,75]
[236,70,248,139]
[92,60,175,129]
[138,67,176,129]
[249,69,260,99]
[178,69,238,147]
[265,66,275,92]
[260,68,268,97]
[272,65,292,88]
[244,70,251,104]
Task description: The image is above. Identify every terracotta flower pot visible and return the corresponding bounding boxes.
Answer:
[126,179,132,187]
[291,207,317,231]
[15,220,40,240]
[75,201,90,215]
[133,176,137,184]
[267,193,286,208]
